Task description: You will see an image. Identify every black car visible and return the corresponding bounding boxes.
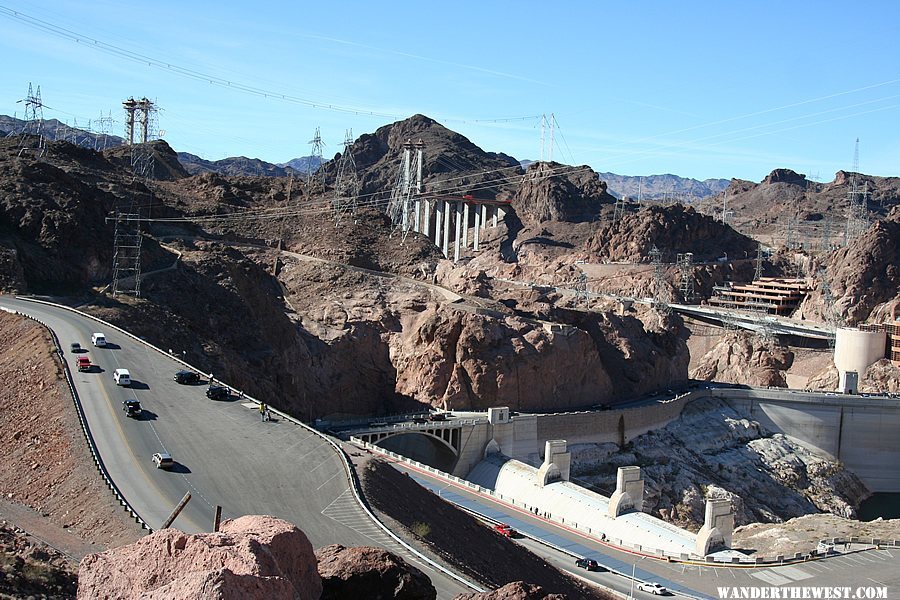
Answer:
[174,370,200,385]
[575,558,601,571]
[122,399,142,418]
[206,385,230,401]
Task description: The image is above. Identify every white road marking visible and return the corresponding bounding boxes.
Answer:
[316,470,342,491]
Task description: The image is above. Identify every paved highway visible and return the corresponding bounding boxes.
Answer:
[0,297,473,598]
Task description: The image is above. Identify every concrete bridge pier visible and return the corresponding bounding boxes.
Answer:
[442,200,451,257]
[462,203,470,248]
[453,201,462,262]
[481,205,487,232]
[413,199,421,233]
[473,208,481,251]
[608,466,644,518]
[434,201,443,251]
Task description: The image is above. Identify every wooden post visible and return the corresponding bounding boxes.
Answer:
[161,492,191,529]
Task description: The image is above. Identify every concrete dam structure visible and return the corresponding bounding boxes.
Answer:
[349,387,900,494]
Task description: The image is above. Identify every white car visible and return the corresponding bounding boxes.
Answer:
[152,452,174,469]
[91,332,107,347]
[113,368,131,387]
[638,582,668,595]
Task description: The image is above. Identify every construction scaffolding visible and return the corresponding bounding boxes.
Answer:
[123,97,158,179]
[387,139,424,235]
[709,277,810,316]
[111,211,143,297]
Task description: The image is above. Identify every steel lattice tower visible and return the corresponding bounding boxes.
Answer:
[18,83,47,157]
[111,211,143,297]
[307,127,326,191]
[649,245,670,313]
[844,139,869,244]
[677,252,694,303]
[332,129,360,222]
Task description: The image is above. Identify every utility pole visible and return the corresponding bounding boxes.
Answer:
[332,130,359,222]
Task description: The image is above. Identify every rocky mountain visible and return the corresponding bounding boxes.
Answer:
[177,151,299,177]
[698,168,900,241]
[0,115,126,151]
[280,155,323,175]
[325,113,522,200]
[597,171,729,201]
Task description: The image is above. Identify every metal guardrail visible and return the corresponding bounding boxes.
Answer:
[1,305,151,532]
[6,297,483,592]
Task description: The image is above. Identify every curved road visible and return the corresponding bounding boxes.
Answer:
[0,296,472,598]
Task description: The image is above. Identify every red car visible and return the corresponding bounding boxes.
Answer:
[493,523,516,538]
[76,356,92,372]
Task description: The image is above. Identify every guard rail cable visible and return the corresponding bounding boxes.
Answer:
[0,306,151,532]
[8,297,483,592]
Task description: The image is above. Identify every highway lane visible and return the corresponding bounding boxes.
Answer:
[1,297,473,598]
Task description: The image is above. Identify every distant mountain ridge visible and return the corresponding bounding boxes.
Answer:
[597,172,730,200]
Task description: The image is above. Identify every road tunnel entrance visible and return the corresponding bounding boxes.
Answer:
[375,432,458,473]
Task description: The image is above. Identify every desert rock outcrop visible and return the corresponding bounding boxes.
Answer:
[77,515,322,600]
[454,581,566,600]
[315,544,436,600]
[690,331,794,387]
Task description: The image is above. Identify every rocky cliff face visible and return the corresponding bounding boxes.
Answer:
[512,162,614,224]
[454,582,567,600]
[570,398,869,529]
[806,359,900,393]
[690,331,794,387]
[798,208,900,325]
[585,204,757,263]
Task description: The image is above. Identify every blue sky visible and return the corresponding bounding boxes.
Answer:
[1,1,898,182]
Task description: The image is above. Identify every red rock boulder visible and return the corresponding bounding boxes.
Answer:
[454,581,567,600]
[77,515,322,600]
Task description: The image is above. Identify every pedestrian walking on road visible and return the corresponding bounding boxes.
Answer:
[260,403,267,421]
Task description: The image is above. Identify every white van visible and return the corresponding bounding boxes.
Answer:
[113,368,131,386]
[91,333,107,347]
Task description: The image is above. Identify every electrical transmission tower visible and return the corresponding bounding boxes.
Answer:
[754,243,768,281]
[819,215,834,252]
[844,139,869,245]
[720,191,733,226]
[307,127,326,191]
[613,195,627,223]
[818,267,840,347]
[111,211,143,297]
[332,129,360,222]
[96,110,115,151]
[17,83,47,157]
[677,252,695,303]
[649,245,670,313]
